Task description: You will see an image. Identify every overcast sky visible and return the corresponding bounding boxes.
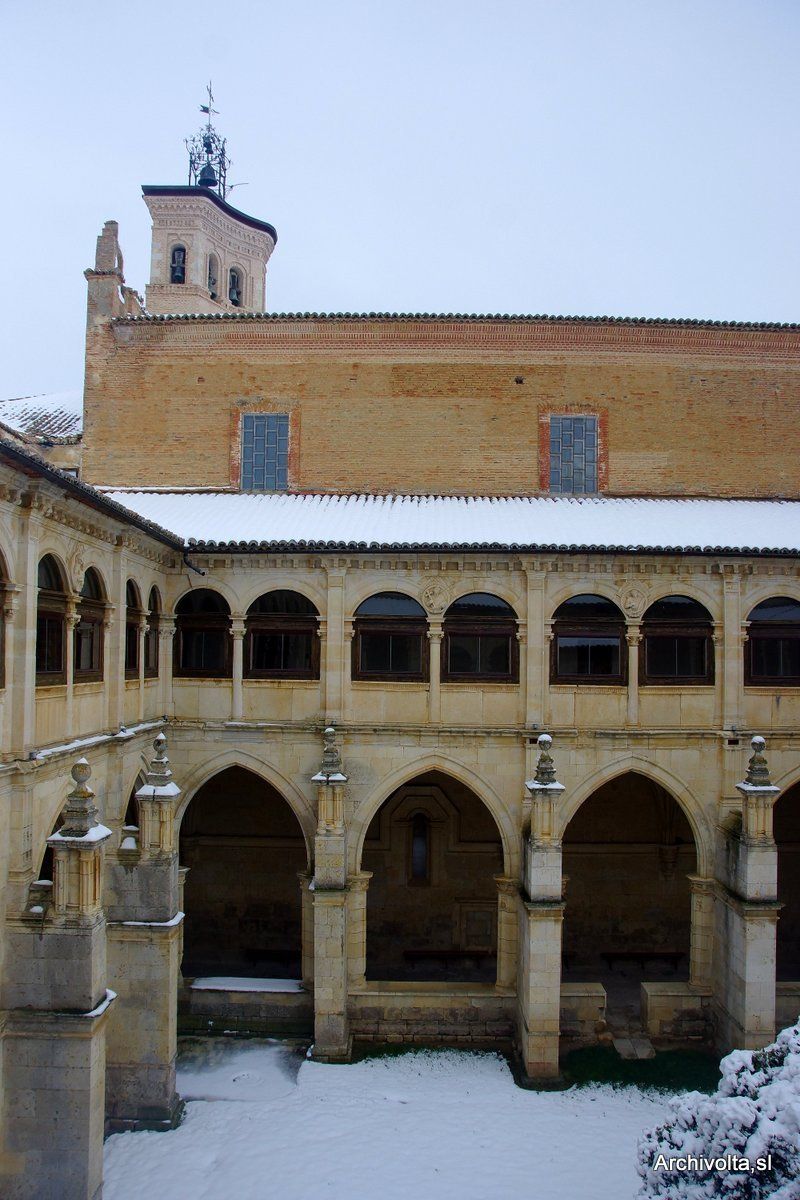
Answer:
[2,0,798,397]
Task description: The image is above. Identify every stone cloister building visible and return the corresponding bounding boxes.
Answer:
[1,118,799,1197]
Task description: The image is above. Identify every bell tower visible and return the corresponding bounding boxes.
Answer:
[142,87,277,315]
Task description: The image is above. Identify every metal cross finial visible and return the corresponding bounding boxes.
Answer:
[200,81,219,130]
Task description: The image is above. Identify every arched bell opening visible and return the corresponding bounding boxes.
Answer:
[562,771,697,1027]
[178,766,308,980]
[362,770,504,983]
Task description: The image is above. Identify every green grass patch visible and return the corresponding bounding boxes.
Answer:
[561,1045,721,1093]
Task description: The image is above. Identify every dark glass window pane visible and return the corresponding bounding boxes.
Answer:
[283,633,313,671]
[182,630,226,672]
[75,622,100,673]
[249,632,313,673]
[449,634,479,673]
[356,593,426,617]
[251,633,283,671]
[554,594,622,622]
[558,636,619,676]
[447,593,515,617]
[676,636,706,676]
[145,627,159,674]
[753,637,800,679]
[36,614,63,674]
[749,597,800,624]
[125,623,139,671]
[389,633,421,674]
[483,635,510,673]
[360,631,391,673]
[646,596,712,621]
[248,591,318,616]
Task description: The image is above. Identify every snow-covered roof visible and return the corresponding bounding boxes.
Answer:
[102,492,800,556]
[0,390,83,441]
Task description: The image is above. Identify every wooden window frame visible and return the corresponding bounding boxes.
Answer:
[441,617,519,683]
[244,616,320,680]
[352,618,429,683]
[640,621,714,686]
[745,625,800,687]
[550,621,626,685]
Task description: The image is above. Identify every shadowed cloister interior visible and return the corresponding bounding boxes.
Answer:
[179,766,307,979]
[362,771,504,983]
[776,782,800,980]
[562,773,697,1012]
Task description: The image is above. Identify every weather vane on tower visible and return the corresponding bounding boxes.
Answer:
[186,82,231,199]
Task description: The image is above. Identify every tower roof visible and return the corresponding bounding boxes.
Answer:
[140,185,277,240]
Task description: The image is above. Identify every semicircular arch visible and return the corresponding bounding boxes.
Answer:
[240,578,326,616]
[639,583,720,621]
[171,581,239,615]
[444,584,523,616]
[742,582,800,620]
[546,583,625,618]
[346,583,428,619]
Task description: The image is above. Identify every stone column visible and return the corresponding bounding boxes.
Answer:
[626,622,641,726]
[105,733,183,1131]
[1,584,20,757]
[427,619,443,724]
[64,596,79,741]
[310,726,352,1061]
[136,611,147,723]
[101,604,115,732]
[516,622,528,727]
[711,623,723,727]
[517,734,566,1081]
[230,616,245,720]
[298,871,314,988]
[323,567,346,722]
[347,871,372,988]
[1,759,113,1200]
[721,569,742,732]
[159,616,175,718]
[716,736,781,1051]
[108,545,126,732]
[541,621,555,729]
[10,499,39,757]
[494,875,519,989]
[688,875,715,991]
[525,568,545,727]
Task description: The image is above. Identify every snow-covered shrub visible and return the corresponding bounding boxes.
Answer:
[637,1022,800,1199]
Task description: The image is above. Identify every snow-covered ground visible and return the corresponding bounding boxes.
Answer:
[104,1040,672,1200]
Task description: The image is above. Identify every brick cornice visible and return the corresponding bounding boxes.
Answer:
[110,315,800,362]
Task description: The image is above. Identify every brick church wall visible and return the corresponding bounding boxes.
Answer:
[82,317,800,496]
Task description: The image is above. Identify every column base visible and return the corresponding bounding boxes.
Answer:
[508,1044,568,1091]
[103,1070,183,1132]
[310,1034,353,1064]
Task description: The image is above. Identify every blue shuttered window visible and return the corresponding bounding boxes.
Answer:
[241,414,289,491]
[549,415,598,494]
